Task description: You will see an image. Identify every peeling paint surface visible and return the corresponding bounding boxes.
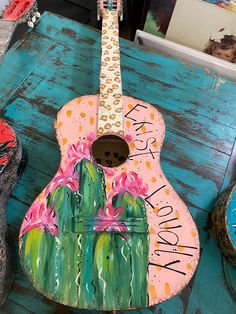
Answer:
[0,11,235,314]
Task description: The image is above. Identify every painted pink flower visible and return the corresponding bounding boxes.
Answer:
[87,132,96,142]
[20,201,58,237]
[102,166,115,177]
[111,171,148,198]
[45,163,79,195]
[94,204,127,233]
[67,140,91,166]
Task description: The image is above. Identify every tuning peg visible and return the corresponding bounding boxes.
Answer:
[32,15,36,23]
[34,11,41,18]
[27,21,34,28]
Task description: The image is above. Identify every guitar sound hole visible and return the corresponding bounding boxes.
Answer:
[91,135,129,168]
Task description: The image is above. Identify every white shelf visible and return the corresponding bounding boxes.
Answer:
[135,30,236,82]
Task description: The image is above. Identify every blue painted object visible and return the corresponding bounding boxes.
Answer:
[227,187,236,248]
[0,11,235,313]
[212,182,236,266]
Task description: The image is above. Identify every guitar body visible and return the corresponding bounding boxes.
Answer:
[19,95,199,310]
[0,119,22,306]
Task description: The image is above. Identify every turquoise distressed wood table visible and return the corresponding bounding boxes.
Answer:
[0,11,236,314]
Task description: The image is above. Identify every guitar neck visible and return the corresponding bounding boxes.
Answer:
[0,20,16,63]
[98,10,123,137]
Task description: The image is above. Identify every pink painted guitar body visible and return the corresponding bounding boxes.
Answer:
[19,1,199,310]
[19,95,199,308]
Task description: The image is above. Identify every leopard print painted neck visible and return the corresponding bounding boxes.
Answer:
[98,10,123,137]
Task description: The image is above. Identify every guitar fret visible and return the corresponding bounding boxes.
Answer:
[98,10,124,137]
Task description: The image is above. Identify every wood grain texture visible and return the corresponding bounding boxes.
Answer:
[0,11,235,313]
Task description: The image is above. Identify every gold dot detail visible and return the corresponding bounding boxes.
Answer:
[178,246,184,252]
[126,121,131,128]
[66,110,72,117]
[175,211,180,220]
[106,183,111,193]
[191,229,197,238]
[57,121,63,129]
[149,227,155,234]
[149,284,157,301]
[134,160,139,166]
[165,283,171,296]
[128,103,133,110]
[187,263,193,270]
[153,207,159,214]
[165,188,171,195]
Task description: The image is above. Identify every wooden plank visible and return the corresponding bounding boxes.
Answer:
[0,32,64,107]
[186,238,236,314]
[1,299,33,313]
[161,130,228,210]
[184,140,236,314]
[7,272,64,313]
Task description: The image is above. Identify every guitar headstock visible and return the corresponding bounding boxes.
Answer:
[0,0,40,28]
[97,0,123,21]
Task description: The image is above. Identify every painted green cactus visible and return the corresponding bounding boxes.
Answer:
[19,138,149,310]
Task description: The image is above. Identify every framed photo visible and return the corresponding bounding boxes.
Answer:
[166,0,236,64]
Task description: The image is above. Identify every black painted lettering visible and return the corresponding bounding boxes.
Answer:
[133,137,156,151]
[125,104,147,122]
[157,206,173,217]
[149,260,186,276]
[145,185,166,208]
[154,249,194,257]
[157,230,179,246]
[133,121,153,132]
[159,217,182,230]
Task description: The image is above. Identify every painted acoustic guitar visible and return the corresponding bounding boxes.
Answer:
[0,0,40,63]
[19,0,200,310]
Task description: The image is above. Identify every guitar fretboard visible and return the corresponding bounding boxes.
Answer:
[0,20,15,63]
[98,10,123,137]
